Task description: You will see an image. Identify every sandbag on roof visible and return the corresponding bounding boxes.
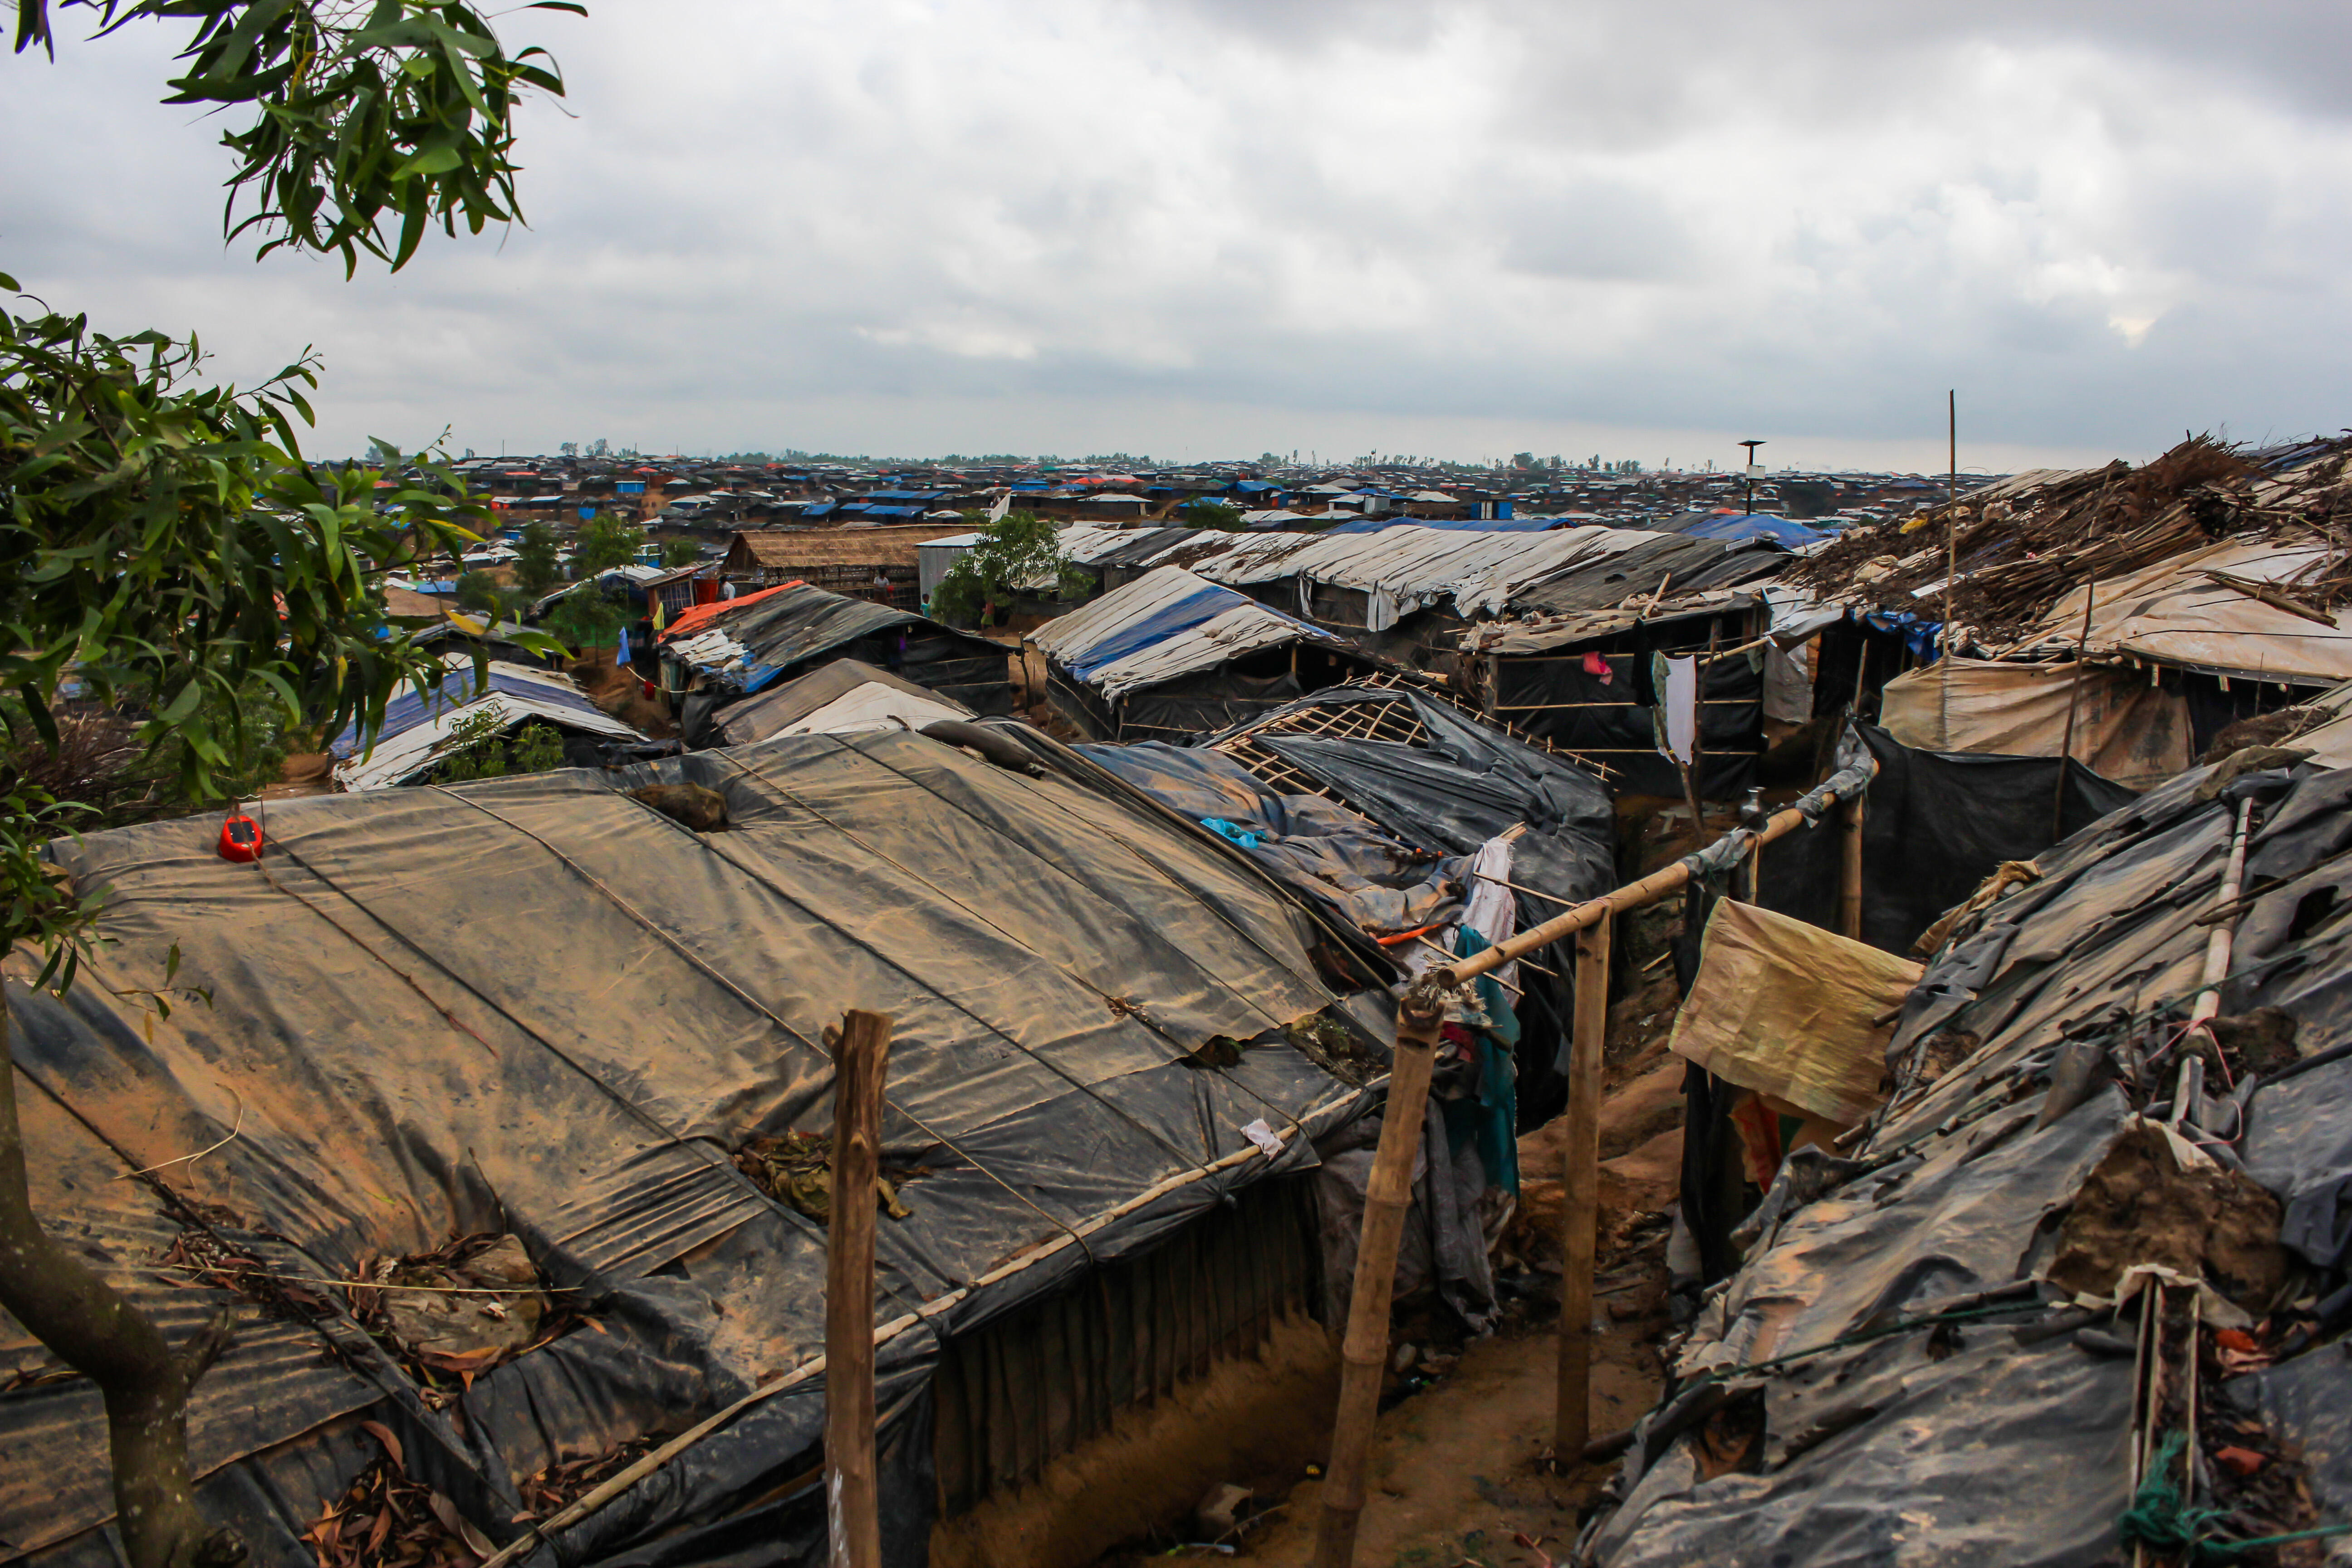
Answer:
[716,657,974,745]
[0,730,1390,1567]
[1589,755,2352,1567]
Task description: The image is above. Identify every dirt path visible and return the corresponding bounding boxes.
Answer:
[1093,979,1689,1568]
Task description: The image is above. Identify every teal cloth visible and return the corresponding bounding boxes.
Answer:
[1440,926,1521,1196]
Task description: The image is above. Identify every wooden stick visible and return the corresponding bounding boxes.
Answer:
[826,1009,892,1568]
[1555,915,1612,1457]
[1839,792,1866,943]
[1313,998,1443,1568]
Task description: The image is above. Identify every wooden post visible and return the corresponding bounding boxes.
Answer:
[1555,914,1613,1458]
[826,1010,893,1568]
[1313,996,1444,1568]
[1838,794,1865,942]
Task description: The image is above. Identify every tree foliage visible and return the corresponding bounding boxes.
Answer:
[573,512,645,576]
[13,0,583,276]
[932,510,1088,625]
[0,286,490,804]
[0,5,579,1564]
[513,517,563,593]
[660,537,701,568]
[543,584,624,649]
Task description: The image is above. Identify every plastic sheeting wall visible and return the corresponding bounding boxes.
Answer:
[932,1174,1320,1515]
[1758,725,2140,954]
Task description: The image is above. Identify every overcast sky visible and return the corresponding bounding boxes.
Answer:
[7,1,2351,471]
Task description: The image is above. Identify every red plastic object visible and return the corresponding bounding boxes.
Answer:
[217,813,263,862]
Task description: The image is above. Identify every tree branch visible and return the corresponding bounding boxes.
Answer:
[0,982,245,1568]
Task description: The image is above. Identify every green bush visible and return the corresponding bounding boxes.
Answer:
[932,511,1091,625]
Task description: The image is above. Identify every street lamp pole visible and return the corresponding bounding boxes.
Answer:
[1738,440,1765,514]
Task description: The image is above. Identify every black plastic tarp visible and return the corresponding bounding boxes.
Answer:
[1592,752,2352,1566]
[1078,741,1469,935]
[673,583,1012,716]
[1488,642,1764,800]
[0,729,1390,1567]
[1758,724,2141,955]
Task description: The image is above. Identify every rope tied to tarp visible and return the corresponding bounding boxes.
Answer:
[2117,1429,2352,1560]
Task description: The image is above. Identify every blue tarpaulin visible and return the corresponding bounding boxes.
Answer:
[1064,579,1250,679]
[1677,510,1828,547]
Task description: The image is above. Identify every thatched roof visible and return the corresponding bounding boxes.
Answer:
[727,524,970,569]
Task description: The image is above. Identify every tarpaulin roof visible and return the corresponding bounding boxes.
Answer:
[659,580,804,645]
[1,729,1392,1566]
[661,582,1000,697]
[1593,752,2352,1566]
[716,657,973,745]
[1028,565,1346,698]
[324,656,648,790]
[1671,510,1829,548]
[2001,535,2352,684]
[1183,524,1672,621]
[1490,535,1792,632]
[1317,515,1558,535]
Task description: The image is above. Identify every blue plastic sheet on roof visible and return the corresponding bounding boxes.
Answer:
[1862,609,1945,662]
[801,503,837,519]
[1678,511,1828,547]
[327,671,605,758]
[1066,580,1257,679]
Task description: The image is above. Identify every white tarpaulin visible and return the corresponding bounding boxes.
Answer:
[1656,654,1699,764]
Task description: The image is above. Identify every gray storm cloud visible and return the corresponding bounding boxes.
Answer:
[3,0,2347,469]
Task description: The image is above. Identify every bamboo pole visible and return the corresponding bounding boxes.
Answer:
[826,1009,893,1568]
[1313,997,1444,1568]
[1555,915,1612,1458]
[1434,778,1872,991]
[1839,793,1866,942]
[2053,573,2098,839]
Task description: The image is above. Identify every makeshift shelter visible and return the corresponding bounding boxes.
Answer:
[721,524,975,608]
[0,727,1403,1568]
[713,657,975,746]
[1784,435,2352,774]
[1179,524,1675,666]
[660,581,1013,716]
[1027,565,1379,741]
[1461,592,1772,799]
[1088,681,1618,1128]
[1585,751,2352,1568]
[325,655,651,789]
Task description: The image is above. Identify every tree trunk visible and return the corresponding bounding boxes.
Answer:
[0,983,244,1568]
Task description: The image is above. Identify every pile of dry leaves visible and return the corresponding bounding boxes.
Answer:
[304,1422,492,1568]
[347,1232,573,1398]
[733,1131,916,1224]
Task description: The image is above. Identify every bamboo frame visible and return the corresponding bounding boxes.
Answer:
[1313,999,1444,1568]
[1555,916,1612,1456]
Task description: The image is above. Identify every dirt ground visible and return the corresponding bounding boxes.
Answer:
[1088,979,1689,1568]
